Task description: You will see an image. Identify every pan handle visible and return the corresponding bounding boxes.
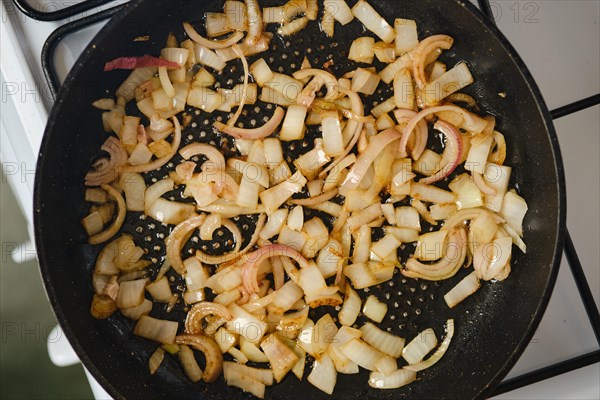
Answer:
[41,4,126,101]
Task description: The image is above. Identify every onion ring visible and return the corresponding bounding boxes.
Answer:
[123,116,182,173]
[88,184,126,245]
[174,334,224,383]
[185,301,233,335]
[242,244,309,294]
[183,23,244,49]
[419,120,464,184]
[165,214,206,275]
[85,137,127,186]
[412,35,454,89]
[213,107,285,140]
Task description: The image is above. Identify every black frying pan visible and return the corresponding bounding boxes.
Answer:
[34,0,566,399]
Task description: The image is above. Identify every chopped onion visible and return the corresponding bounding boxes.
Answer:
[179,344,203,383]
[500,190,528,236]
[420,120,464,184]
[90,294,117,319]
[483,163,512,212]
[88,184,126,245]
[368,369,416,389]
[308,353,337,394]
[395,18,419,54]
[120,298,152,321]
[183,23,244,49]
[134,315,178,344]
[352,68,381,95]
[444,271,481,308]
[245,0,263,45]
[224,0,247,30]
[449,173,484,210]
[415,230,448,261]
[146,276,173,303]
[148,347,165,375]
[226,303,268,344]
[340,338,385,371]
[411,182,456,204]
[194,43,226,71]
[338,284,361,326]
[270,281,304,314]
[260,334,299,382]
[362,295,388,323]
[379,52,412,84]
[422,62,474,105]
[352,0,395,43]
[412,34,454,89]
[402,327,438,364]
[324,0,353,24]
[278,16,309,36]
[406,319,455,371]
[360,322,405,359]
[348,37,375,64]
[175,334,224,383]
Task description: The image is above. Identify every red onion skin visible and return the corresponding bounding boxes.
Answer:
[104,56,179,71]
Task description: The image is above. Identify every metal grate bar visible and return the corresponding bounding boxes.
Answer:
[493,350,600,396]
[41,4,126,99]
[551,94,600,120]
[11,0,115,22]
[564,231,600,344]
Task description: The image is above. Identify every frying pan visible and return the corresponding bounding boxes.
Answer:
[33,0,566,399]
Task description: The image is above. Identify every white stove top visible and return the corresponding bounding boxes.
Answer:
[1,1,598,399]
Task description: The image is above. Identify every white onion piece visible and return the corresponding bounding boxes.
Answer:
[260,334,299,382]
[402,327,438,364]
[362,295,388,323]
[370,233,401,261]
[340,128,401,196]
[444,271,481,308]
[148,347,165,375]
[411,182,456,204]
[375,355,398,376]
[340,338,385,371]
[422,62,474,105]
[270,281,304,314]
[194,43,226,71]
[147,198,195,225]
[144,178,174,214]
[349,37,375,64]
[85,137,127,186]
[245,0,263,45]
[123,116,182,173]
[179,344,203,383]
[338,284,361,326]
[146,276,173,303]
[483,163,512,212]
[500,190,528,237]
[242,244,309,293]
[260,171,307,214]
[368,369,416,389]
[395,18,418,54]
[380,52,412,84]
[308,354,337,395]
[200,213,222,240]
[360,322,405,358]
[406,319,455,371]
[117,67,157,101]
[179,143,225,166]
[316,239,343,279]
[351,0,395,43]
[259,208,289,240]
[324,0,353,24]
[120,299,152,321]
[278,16,309,36]
[134,316,178,344]
[465,131,494,175]
[116,278,147,308]
[88,184,126,245]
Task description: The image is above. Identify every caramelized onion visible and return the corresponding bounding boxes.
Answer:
[175,334,224,383]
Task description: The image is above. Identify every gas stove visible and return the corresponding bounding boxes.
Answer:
[1,1,598,398]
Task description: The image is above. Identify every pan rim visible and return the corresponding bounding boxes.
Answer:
[33,0,567,399]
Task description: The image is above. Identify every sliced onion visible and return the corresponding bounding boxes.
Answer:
[242,244,309,293]
[403,227,467,281]
[214,106,284,139]
[134,315,178,344]
[88,184,126,245]
[165,215,206,275]
[185,301,233,335]
[351,0,395,43]
[340,338,385,371]
[245,0,263,45]
[179,143,225,166]
[196,214,266,265]
[360,322,405,358]
[179,344,203,383]
[120,299,152,321]
[293,69,340,100]
[183,23,244,49]
[175,334,224,383]
[402,327,438,364]
[406,319,455,371]
[473,171,497,196]
[308,353,337,395]
[123,116,182,173]
[444,271,481,308]
[500,190,528,237]
[338,284,361,326]
[412,34,454,89]
[368,369,416,389]
[411,182,456,204]
[224,366,266,398]
[148,347,165,375]
[146,276,173,303]
[419,120,464,184]
[85,137,127,186]
[362,295,388,323]
[260,334,299,382]
[400,105,472,158]
[90,294,117,319]
[278,16,309,36]
[340,128,401,196]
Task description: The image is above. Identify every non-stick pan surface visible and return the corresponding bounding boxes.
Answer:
[34,0,566,399]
